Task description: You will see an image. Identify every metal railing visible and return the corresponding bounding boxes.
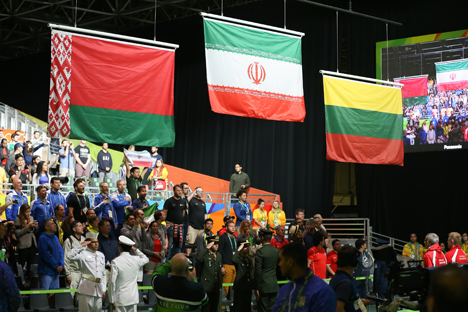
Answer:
[369,230,408,254]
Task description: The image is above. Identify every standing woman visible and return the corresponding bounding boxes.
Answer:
[233,189,252,233]
[1,138,9,168]
[32,161,51,186]
[23,140,44,166]
[148,159,168,190]
[141,220,166,274]
[253,198,268,233]
[14,204,38,279]
[268,200,286,233]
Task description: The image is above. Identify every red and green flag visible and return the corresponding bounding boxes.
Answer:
[323,75,404,166]
[48,30,176,147]
[393,75,428,107]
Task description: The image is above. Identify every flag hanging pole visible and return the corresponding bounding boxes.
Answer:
[320,70,404,87]
[48,24,179,50]
[200,12,304,37]
[393,74,429,81]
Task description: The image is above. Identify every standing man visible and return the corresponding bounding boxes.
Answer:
[163,185,187,259]
[63,221,85,299]
[30,185,53,231]
[255,229,280,312]
[232,239,255,312]
[67,178,91,223]
[354,239,373,299]
[74,140,91,180]
[97,143,113,183]
[218,220,238,300]
[48,177,68,217]
[37,220,64,291]
[9,154,31,184]
[5,178,28,221]
[108,236,149,312]
[196,236,224,312]
[59,140,74,178]
[142,146,162,184]
[329,245,370,312]
[446,232,468,264]
[197,218,214,253]
[270,225,289,250]
[131,186,149,209]
[5,143,23,173]
[187,187,207,255]
[307,232,327,279]
[110,179,133,237]
[423,233,447,268]
[272,243,337,312]
[97,219,120,282]
[180,182,191,255]
[402,233,425,260]
[93,182,118,234]
[229,163,251,203]
[326,239,341,277]
[32,131,46,157]
[67,232,107,312]
[125,158,144,201]
[51,205,66,245]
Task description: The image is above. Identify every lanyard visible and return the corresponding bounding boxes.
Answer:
[74,193,87,209]
[272,209,281,222]
[239,201,250,214]
[117,192,126,201]
[290,271,314,311]
[228,235,237,251]
[257,209,266,221]
[14,191,26,206]
[132,178,141,190]
[138,198,147,207]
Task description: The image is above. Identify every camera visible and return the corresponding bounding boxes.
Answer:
[12,199,18,204]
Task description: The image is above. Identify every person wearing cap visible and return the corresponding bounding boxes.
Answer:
[446,232,468,264]
[196,218,214,254]
[255,228,280,312]
[354,238,373,299]
[196,235,224,312]
[67,232,107,312]
[218,215,238,237]
[108,236,149,312]
[232,238,255,311]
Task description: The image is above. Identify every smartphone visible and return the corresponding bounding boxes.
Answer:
[186,256,194,270]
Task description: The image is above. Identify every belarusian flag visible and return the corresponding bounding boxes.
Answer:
[435,59,468,92]
[124,149,154,168]
[323,75,404,166]
[203,18,306,122]
[394,75,428,107]
[48,30,176,147]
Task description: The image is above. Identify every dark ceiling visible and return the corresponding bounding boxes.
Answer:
[0,0,261,59]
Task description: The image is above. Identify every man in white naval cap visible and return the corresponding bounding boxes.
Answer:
[108,236,149,312]
[67,231,107,312]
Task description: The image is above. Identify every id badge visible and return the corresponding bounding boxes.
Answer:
[246,215,251,221]
[274,220,279,226]
[83,207,88,214]
[297,296,306,307]
[108,210,113,218]
[353,299,367,312]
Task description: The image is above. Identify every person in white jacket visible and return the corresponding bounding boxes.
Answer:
[67,232,107,312]
[108,236,149,312]
[63,221,85,300]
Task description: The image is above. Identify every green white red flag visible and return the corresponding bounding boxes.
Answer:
[203,18,306,122]
[435,59,468,92]
[48,30,176,147]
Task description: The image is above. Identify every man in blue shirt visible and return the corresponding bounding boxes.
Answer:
[97,218,119,282]
[5,178,28,221]
[31,185,54,231]
[272,243,337,312]
[0,257,22,311]
[93,182,118,234]
[330,245,369,312]
[110,179,133,237]
[37,219,64,290]
[58,140,74,178]
[48,177,68,217]
[132,186,149,209]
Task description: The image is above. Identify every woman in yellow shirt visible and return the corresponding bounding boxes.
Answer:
[148,159,169,190]
[268,200,286,232]
[253,198,268,232]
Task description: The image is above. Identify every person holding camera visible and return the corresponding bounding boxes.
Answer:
[151,253,208,311]
[59,140,74,178]
[4,178,29,221]
[196,235,224,312]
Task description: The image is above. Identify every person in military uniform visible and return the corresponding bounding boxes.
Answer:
[196,235,224,312]
[232,238,255,312]
[66,232,107,312]
[255,229,280,312]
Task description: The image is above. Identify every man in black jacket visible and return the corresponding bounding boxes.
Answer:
[218,220,238,300]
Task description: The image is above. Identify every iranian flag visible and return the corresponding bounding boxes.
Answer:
[394,75,428,107]
[203,18,306,122]
[48,30,176,147]
[323,75,404,166]
[435,59,468,92]
[124,149,154,168]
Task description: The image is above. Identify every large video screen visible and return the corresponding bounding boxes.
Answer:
[376,29,468,153]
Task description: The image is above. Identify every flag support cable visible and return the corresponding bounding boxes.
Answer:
[200,12,305,37]
[284,0,287,29]
[153,0,157,41]
[336,11,339,73]
[386,23,389,81]
[393,74,428,81]
[320,70,404,87]
[48,24,179,50]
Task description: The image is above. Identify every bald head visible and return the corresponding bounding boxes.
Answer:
[170,253,188,276]
[13,178,22,191]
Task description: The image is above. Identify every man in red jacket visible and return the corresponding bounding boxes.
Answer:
[423,233,447,268]
[445,232,468,264]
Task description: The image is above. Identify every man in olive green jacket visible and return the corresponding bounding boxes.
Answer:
[196,235,225,312]
[232,238,255,311]
[255,229,280,312]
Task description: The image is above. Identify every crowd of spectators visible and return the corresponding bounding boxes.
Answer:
[403,83,468,145]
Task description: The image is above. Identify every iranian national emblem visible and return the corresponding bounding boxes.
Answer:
[449,73,456,80]
[248,62,266,85]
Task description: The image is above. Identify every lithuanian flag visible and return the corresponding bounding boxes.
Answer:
[323,75,404,166]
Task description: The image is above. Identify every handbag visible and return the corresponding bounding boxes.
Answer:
[155,179,166,190]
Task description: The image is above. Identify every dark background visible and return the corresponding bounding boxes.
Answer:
[1,0,467,241]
